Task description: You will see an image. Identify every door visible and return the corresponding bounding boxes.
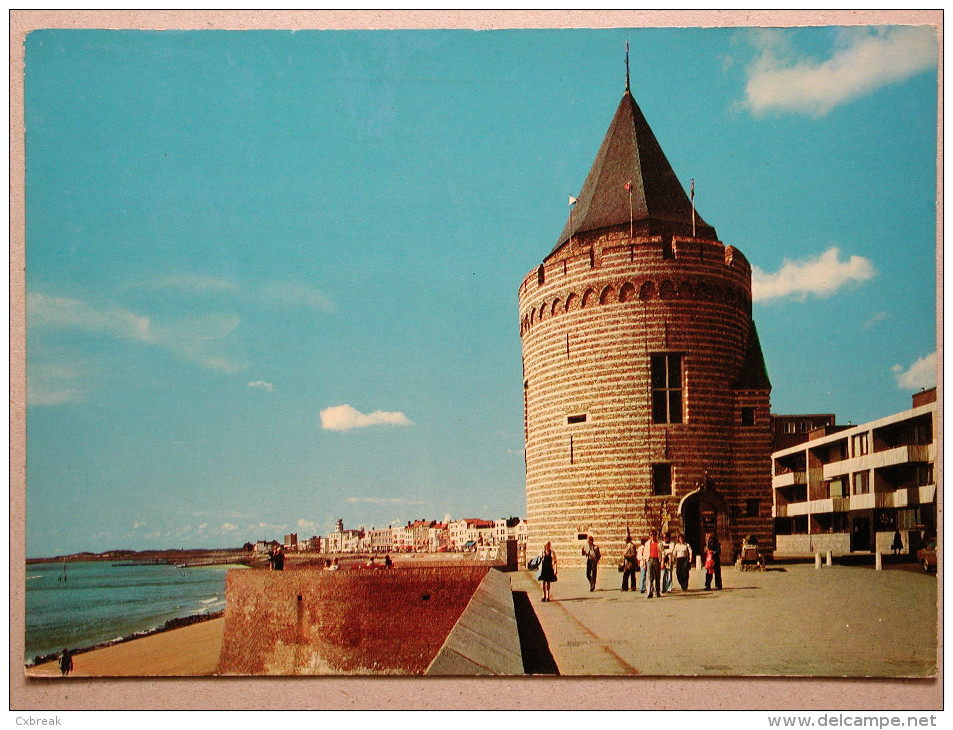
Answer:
[850,517,871,552]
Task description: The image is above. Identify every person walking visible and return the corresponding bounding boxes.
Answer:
[645,529,663,598]
[637,538,648,593]
[621,535,638,591]
[581,535,602,592]
[672,533,693,590]
[538,541,558,601]
[704,532,723,590]
[269,543,285,571]
[661,532,674,593]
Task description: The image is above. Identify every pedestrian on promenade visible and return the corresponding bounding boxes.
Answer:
[539,541,558,601]
[704,532,722,590]
[661,532,673,593]
[384,553,393,568]
[645,529,662,598]
[672,533,692,590]
[59,648,72,676]
[269,543,285,571]
[637,538,648,593]
[621,535,638,591]
[891,530,903,555]
[581,535,602,592]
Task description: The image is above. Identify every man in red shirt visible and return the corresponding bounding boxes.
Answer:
[645,529,663,598]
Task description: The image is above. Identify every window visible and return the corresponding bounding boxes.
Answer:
[741,407,755,426]
[651,353,683,424]
[852,471,869,495]
[852,433,869,457]
[783,422,796,434]
[915,464,934,486]
[652,463,673,496]
[567,414,587,424]
[746,498,760,517]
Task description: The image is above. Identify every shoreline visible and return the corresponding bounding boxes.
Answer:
[26,609,224,669]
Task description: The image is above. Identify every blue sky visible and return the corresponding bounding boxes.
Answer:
[23,26,938,557]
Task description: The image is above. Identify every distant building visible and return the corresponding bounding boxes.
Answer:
[283,533,298,552]
[326,519,363,553]
[449,518,495,550]
[771,414,838,452]
[772,388,937,556]
[428,522,450,552]
[367,528,392,553]
[300,535,322,552]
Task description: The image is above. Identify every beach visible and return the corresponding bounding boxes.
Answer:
[26,617,225,677]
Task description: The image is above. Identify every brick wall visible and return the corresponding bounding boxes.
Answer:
[218,566,490,675]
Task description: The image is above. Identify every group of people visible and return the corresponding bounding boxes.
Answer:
[535,531,724,601]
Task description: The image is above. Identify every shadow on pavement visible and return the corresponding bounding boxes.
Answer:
[511,590,559,675]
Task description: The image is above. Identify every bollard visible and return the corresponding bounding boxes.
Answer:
[696,554,702,570]
[815,553,822,569]
[875,551,882,571]
[826,550,833,567]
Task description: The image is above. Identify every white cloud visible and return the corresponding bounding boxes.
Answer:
[132,521,146,529]
[743,26,937,117]
[197,523,209,532]
[891,351,937,391]
[345,496,424,506]
[752,247,875,302]
[27,362,86,406]
[136,273,237,294]
[27,291,245,374]
[247,380,276,393]
[220,523,240,533]
[320,404,413,431]
[297,519,320,533]
[863,311,891,329]
[259,281,336,312]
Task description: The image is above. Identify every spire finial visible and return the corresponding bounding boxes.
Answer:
[625,38,630,91]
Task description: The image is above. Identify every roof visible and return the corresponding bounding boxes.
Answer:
[550,89,716,258]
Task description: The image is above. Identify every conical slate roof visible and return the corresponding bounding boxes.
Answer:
[733,321,772,391]
[551,89,717,256]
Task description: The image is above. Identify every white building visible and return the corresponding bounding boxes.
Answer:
[772,388,937,556]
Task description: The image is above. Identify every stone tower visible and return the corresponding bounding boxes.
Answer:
[519,77,773,567]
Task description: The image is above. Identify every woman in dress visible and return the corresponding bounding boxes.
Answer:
[539,541,558,601]
[672,533,693,590]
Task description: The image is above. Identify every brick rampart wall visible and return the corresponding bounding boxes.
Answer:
[218,566,490,675]
[520,231,772,566]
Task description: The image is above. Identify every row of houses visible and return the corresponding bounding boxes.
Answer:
[268,517,528,555]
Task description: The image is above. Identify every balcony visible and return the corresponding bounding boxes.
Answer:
[772,470,807,489]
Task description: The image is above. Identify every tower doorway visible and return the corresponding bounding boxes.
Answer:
[679,475,731,561]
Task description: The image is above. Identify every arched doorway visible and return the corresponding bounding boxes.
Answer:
[678,473,731,561]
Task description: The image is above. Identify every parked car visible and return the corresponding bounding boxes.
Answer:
[917,538,937,572]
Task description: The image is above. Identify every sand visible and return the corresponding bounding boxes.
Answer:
[25,617,225,677]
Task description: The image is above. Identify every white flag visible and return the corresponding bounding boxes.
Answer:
[569,195,578,206]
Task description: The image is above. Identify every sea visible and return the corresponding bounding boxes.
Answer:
[24,559,234,665]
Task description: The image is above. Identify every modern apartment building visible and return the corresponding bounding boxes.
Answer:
[772,388,937,556]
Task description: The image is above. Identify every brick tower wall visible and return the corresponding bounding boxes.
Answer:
[519,229,772,567]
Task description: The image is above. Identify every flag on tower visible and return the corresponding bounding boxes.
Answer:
[690,178,694,200]
[624,180,632,191]
[569,195,578,206]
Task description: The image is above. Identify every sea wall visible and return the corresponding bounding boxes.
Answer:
[218,565,520,675]
[425,566,523,675]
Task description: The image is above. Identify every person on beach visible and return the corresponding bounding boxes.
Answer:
[704,532,722,590]
[581,535,601,592]
[672,533,693,590]
[621,535,638,592]
[637,538,648,593]
[538,541,558,601]
[59,648,72,676]
[269,544,284,571]
[384,553,393,568]
[645,529,663,598]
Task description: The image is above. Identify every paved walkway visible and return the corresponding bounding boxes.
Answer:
[510,561,938,677]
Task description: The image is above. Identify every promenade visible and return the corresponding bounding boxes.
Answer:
[511,561,938,677]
